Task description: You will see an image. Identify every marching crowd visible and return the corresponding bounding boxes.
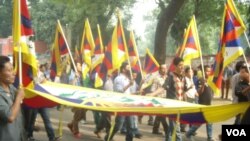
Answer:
[0,55,250,141]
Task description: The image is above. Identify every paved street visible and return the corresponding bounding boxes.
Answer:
[33,98,235,141]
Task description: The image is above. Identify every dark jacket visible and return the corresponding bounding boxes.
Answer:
[235,80,249,102]
[198,79,213,105]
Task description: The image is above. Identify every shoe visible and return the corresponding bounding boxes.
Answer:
[49,136,61,141]
[81,120,87,124]
[207,138,215,141]
[148,122,154,126]
[33,125,40,132]
[94,130,101,138]
[120,130,127,134]
[152,131,162,135]
[67,123,74,133]
[218,134,222,140]
[27,137,36,141]
[181,128,187,132]
[183,134,194,141]
[135,133,142,139]
[192,132,197,136]
[138,118,142,124]
[74,132,83,139]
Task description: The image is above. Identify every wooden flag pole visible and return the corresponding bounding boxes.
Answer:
[57,20,78,74]
[56,20,77,137]
[117,10,133,80]
[18,43,23,87]
[243,31,250,74]
[17,1,23,88]
[244,32,250,50]
[131,30,144,80]
[193,16,205,80]
[242,52,250,75]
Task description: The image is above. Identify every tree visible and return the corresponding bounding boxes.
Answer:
[153,0,248,63]
[29,0,67,44]
[0,0,12,37]
[153,0,186,64]
[30,0,136,48]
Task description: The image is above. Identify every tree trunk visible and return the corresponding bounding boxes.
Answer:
[154,0,185,64]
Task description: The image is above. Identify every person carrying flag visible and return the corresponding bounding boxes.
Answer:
[164,57,185,141]
[0,56,26,141]
[185,65,215,141]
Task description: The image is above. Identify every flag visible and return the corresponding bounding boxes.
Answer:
[208,1,246,95]
[223,0,246,67]
[80,19,95,79]
[226,0,246,35]
[208,47,224,95]
[168,29,187,73]
[91,25,104,71]
[128,30,141,73]
[108,16,127,72]
[91,25,104,88]
[50,21,69,81]
[143,48,159,74]
[182,16,202,65]
[97,43,112,84]
[13,0,38,88]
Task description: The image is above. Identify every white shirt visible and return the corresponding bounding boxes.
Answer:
[104,77,114,91]
[231,73,240,103]
[130,81,138,94]
[150,72,166,97]
[36,71,46,84]
[113,73,130,94]
[184,76,197,99]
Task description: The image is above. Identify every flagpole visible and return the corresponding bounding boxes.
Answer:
[244,32,250,49]
[193,16,205,80]
[131,30,144,79]
[243,32,250,73]
[117,10,133,79]
[17,0,23,87]
[57,20,77,73]
[242,52,250,74]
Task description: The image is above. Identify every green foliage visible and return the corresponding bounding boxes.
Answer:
[30,0,67,44]
[0,0,248,57]
[30,0,136,48]
[0,0,12,37]
[169,0,225,55]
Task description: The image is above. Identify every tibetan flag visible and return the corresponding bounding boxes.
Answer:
[50,21,69,81]
[80,19,95,66]
[98,43,113,82]
[208,2,246,96]
[182,16,202,65]
[108,16,127,72]
[226,0,246,35]
[80,19,95,78]
[91,25,104,88]
[143,48,159,74]
[168,29,187,73]
[207,45,224,95]
[223,1,246,67]
[128,30,141,73]
[91,25,104,71]
[13,0,38,88]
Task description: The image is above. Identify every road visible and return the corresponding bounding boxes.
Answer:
[33,98,235,141]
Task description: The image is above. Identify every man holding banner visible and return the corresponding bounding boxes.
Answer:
[0,56,26,141]
[104,62,134,141]
[164,57,185,141]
